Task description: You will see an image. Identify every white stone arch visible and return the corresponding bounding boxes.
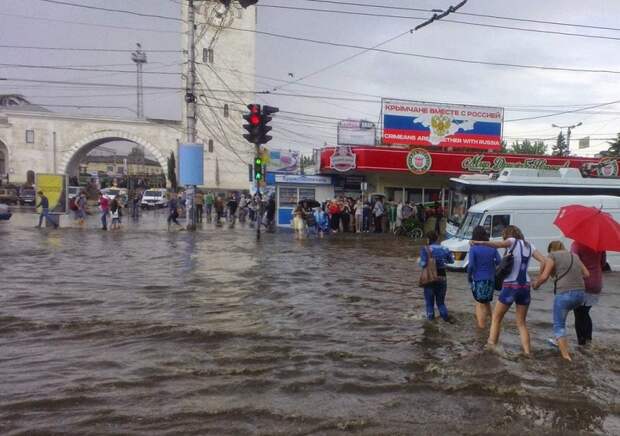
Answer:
[0,136,9,176]
[59,129,169,177]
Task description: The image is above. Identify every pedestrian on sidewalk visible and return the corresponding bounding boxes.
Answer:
[98,191,110,231]
[195,190,204,223]
[35,191,58,228]
[205,191,214,223]
[76,191,87,226]
[373,198,385,233]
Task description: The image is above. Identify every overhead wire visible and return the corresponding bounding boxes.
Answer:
[293,0,620,32]
[0,12,183,34]
[35,0,184,22]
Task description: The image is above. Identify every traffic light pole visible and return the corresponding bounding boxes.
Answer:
[256,143,262,241]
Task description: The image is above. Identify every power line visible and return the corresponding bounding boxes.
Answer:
[505,99,620,122]
[257,4,620,42]
[35,0,184,22]
[295,0,620,32]
[0,44,182,53]
[227,27,620,76]
[1,77,183,90]
[0,62,182,75]
[267,2,468,92]
[0,12,183,34]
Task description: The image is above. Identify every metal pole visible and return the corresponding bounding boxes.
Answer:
[185,0,197,231]
[566,127,572,156]
[256,144,261,240]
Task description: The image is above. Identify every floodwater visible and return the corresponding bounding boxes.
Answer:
[1,211,619,435]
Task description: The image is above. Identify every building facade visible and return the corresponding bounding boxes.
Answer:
[181,0,257,190]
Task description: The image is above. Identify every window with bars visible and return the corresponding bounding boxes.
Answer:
[202,48,214,64]
[208,139,214,153]
[223,104,229,118]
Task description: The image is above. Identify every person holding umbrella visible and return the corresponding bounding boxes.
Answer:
[532,241,590,362]
[553,204,620,346]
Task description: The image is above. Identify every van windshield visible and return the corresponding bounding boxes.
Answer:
[456,212,483,239]
[144,190,162,197]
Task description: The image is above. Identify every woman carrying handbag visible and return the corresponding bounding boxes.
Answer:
[471,225,546,356]
[419,231,455,321]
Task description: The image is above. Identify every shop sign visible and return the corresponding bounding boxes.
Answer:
[382,98,503,150]
[406,148,433,175]
[329,146,357,172]
[337,119,376,146]
[320,146,620,177]
[461,154,570,173]
[274,174,332,185]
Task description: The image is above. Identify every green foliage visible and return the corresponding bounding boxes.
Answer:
[510,139,547,155]
[167,151,177,191]
[602,133,620,157]
[552,131,569,157]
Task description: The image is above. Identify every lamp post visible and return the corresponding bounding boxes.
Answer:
[552,122,582,155]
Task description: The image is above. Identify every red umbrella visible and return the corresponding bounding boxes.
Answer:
[554,205,620,252]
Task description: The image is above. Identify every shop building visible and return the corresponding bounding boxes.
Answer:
[318,145,620,216]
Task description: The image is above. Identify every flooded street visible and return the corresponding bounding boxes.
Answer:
[1,211,619,435]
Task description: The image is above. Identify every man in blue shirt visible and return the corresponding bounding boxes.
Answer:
[35,191,58,228]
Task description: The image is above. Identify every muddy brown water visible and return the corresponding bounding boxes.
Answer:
[1,211,619,435]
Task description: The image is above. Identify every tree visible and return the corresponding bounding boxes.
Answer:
[601,132,620,157]
[499,140,509,154]
[167,151,177,191]
[510,139,547,155]
[552,131,569,157]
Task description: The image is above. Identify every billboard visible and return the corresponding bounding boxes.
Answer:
[382,99,503,150]
[35,173,67,214]
[179,143,204,185]
[266,148,299,173]
[337,119,376,146]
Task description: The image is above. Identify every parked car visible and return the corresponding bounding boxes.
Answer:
[101,187,128,206]
[0,203,11,221]
[0,188,18,205]
[141,189,168,208]
[18,187,36,205]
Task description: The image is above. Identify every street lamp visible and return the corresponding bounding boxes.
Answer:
[552,122,582,155]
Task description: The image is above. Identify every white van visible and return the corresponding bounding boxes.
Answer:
[442,195,620,270]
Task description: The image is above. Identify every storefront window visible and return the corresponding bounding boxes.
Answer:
[299,188,315,201]
[424,188,442,204]
[449,191,468,224]
[406,188,423,204]
[279,187,298,207]
[385,187,403,202]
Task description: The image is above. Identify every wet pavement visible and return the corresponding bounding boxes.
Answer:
[1,210,619,435]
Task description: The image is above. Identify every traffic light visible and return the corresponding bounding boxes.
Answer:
[257,105,279,145]
[243,104,261,144]
[238,0,259,8]
[254,156,264,181]
[220,0,258,9]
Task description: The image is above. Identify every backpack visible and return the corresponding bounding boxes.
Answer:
[494,240,518,290]
[419,246,439,287]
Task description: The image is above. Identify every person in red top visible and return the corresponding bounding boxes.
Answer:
[329,199,341,233]
[571,241,603,345]
[98,192,110,231]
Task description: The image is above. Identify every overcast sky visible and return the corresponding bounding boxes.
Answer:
[2,0,620,157]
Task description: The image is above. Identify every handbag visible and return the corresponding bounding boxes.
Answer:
[553,253,574,295]
[494,240,518,290]
[419,246,439,287]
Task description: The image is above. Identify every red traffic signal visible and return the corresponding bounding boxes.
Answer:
[243,104,262,144]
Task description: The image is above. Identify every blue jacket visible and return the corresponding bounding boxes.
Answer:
[419,244,454,270]
[467,245,501,282]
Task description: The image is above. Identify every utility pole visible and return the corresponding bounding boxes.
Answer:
[131,43,147,119]
[552,122,582,156]
[185,0,198,231]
